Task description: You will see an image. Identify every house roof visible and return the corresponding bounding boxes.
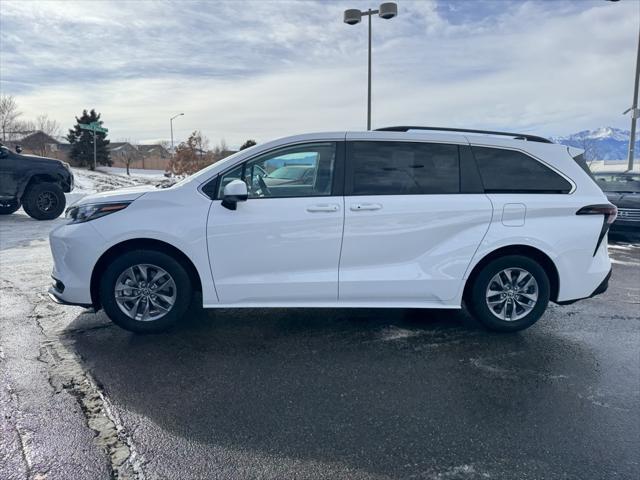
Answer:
[6,131,61,146]
[108,142,135,152]
[137,144,168,154]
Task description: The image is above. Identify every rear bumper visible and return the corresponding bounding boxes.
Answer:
[557,267,611,305]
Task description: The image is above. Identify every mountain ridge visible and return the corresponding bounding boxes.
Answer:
[551,127,638,161]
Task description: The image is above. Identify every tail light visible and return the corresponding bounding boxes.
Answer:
[576,204,618,224]
[576,204,618,255]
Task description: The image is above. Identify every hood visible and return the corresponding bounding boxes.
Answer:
[17,153,66,167]
[76,185,156,205]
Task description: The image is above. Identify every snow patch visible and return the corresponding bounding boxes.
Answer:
[378,326,424,341]
[426,464,491,479]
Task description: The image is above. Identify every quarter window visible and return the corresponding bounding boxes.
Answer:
[217,143,336,199]
[472,147,572,194]
[348,141,460,195]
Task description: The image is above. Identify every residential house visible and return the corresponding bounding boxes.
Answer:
[136,144,171,170]
[108,143,171,171]
[4,131,62,158]
[108,142,141,170]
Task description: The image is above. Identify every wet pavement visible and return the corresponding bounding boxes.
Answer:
[1,210,639,479]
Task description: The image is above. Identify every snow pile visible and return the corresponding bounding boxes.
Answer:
[67,167,168,205]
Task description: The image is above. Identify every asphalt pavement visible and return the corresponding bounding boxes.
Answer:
[1,210,639,479]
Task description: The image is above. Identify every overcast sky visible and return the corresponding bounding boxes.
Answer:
[0,0,638,148]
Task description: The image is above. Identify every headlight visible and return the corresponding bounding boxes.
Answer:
[66,202,131,224]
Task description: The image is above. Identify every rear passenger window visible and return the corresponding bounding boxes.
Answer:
[473,147,572,194]
[348,141,460,195]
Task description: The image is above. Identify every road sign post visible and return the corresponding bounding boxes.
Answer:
[78,122,108,170]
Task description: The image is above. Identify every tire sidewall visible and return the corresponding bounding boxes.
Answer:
[0,199,20,215]
[100,250,192,333]
[23,182,66,220]
[470,255,550,332]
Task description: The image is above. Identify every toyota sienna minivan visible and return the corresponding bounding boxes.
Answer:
[49,127,616,333]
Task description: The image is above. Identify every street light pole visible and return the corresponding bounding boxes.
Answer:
[170,113,184,154]
[624,25,640,171]
[93,128,97,171]
[367,9,372,131]
[344,3,398,131]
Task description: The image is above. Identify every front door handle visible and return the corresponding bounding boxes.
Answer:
[350,203,382,211]
[306,204,340,213]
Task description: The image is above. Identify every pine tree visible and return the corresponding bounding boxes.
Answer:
[66,109,111,169]
[239,139,257,150]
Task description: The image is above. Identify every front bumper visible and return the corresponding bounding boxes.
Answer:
[48,287,93,308]
[48,221,104,306]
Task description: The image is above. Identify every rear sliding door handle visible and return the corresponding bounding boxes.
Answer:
[350,203,382,211]
[306,204,340,213]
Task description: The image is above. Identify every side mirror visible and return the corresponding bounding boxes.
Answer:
[221,179,248,210]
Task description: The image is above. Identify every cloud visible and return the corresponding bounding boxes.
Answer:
[0,0,637,147]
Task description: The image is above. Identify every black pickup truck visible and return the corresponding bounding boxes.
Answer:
[0,145,74,220]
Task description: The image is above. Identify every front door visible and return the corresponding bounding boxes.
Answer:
[207,142,344,305]
[339,139,493,304]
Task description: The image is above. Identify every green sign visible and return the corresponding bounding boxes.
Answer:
[78,122,108,133]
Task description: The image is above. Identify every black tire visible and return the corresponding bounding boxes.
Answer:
[467,255,550,332]
[0,199,20,215]
[22,182,66,220]
[99,250,193,333]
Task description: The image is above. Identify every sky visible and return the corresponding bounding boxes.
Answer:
[0,0,638,148]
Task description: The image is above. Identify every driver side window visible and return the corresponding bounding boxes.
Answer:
[217,143,336,199]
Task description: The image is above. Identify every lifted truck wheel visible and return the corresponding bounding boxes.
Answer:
[0,199,21,215]
[22,182,66,220]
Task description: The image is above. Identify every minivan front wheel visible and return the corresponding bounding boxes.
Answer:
[100,250,192,333]
[468,255,550,332]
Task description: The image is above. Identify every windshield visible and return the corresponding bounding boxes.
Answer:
[267,166,310,180]
[594,173,640,193]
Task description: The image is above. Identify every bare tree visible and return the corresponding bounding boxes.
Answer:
[577,137,601,164]
[35,114,61,138]
[114,138,141,176]
[211,138,233,162]
[0,95,22,142]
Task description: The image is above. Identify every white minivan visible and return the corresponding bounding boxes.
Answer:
[49,127,616,333]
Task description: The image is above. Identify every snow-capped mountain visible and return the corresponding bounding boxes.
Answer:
[551,127,638,161]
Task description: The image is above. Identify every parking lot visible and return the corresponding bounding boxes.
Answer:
[1,210,639,480]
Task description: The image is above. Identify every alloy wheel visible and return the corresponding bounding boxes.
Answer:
[114,264,177,322]
[485,267,538,321]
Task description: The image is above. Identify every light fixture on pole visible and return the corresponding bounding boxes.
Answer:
[344,2,397,131]
[170,113,184,154]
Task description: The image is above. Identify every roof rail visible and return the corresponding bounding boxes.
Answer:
[375,126,553,144]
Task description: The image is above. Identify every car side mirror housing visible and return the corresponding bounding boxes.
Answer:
[221,179,248,210]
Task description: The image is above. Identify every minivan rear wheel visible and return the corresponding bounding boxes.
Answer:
[468,255,550,332]
[100,250,192,333]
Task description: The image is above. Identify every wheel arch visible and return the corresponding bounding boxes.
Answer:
[463,244,560,303]
[90,238,203,308]
[20,173,64,198]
